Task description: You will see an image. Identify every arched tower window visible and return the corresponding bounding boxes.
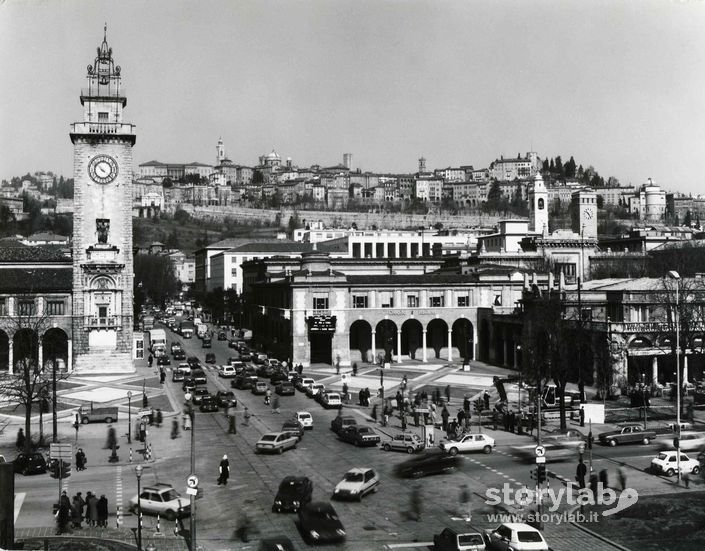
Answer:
[538,198,545,209]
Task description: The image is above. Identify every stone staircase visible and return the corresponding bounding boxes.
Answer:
[73,351,135,374]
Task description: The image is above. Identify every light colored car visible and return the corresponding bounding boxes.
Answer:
[295,411,313,430]
[484,522,549,551]
[434,527,486,551]
[440,433,495,455]
[320,392,342,408]
[129,483,190,521]
[332,468,380,501]
[219,365,237,378]
[256,432,298,454]
[306,383,325,398]
[177,362,191,374]
[383,433,425,454]
[296,377,315,391]
[650,450,701,477]
[655,431,705,451]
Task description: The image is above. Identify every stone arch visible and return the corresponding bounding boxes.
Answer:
[451,318,474,362]
[627,335,652,349]
[401,319,423,360]
[374,319,398,364]
[13,328,39,371]
[42,328,69,372]
[349,320,373,363]
[426,318,449,359]
[0,329,8,371]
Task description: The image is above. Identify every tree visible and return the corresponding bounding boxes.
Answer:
[174,209,191,224]
[564,156,576,178]
[166,229,179,249]
[0,294,68,452]
[596,195,605,209]
[554,156,563,177]
[162,177,174,188]
[134,254,179,308]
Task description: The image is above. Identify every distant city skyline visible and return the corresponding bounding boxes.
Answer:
[2,0,705,194]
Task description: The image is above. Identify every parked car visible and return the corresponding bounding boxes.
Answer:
[599,424,656,446]
[484,522,549,551]
[655,431,705,451]
[252,381,269,395]
[319,392,342,409]
[297,502,346,544]
[338,425,380,447]
[219,365,237,378]
[270,370,289,385]
[394,449,462,478]
[295,411,314,430]
[440,433,495,455]
[281,419,305,441]
[256,432,298,454]
[266,358,281,369]
[650,450,701,476]
[232,375,258,390]
[191,368,207,385]
[306,383,325,398]
[215,391,237,408]
[190,387,210,405]
[129,482,190,521]
[202,338,212,349]
[330,416,357,435]
[204,352,216,363]
[254,353,269,365]
[296,378,315,392]
[332,468,380,501]
[382,433,425,454]
[434,527,486,551]
[13,452,47,475]
[228,339,239,349]
[276,382,296,396]
[272,476,313,513]
[239,349,252,362]
[199,396,219,413]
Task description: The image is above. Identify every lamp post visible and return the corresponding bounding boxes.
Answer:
[667,270,682,483]
[516,345,522,411]
[185,392,197,551]
[127,391,133,444]
[135,464,143,551]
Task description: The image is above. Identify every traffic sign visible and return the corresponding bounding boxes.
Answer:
[187,475,199,488]
[341,373,349,382]
[50,443,73,460]
[535,445,546,457]
[535,456,546,464]
[186,487,198,496]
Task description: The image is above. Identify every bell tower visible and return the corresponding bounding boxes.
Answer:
[70,26,136,373]
[528,172,548,236]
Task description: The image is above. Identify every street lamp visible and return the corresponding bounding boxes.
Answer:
[667,270,682,483]
[135,464,143,551]
[127,391,133,444]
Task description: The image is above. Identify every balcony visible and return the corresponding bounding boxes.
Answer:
[85,316,121,330]
[71,122,135,136]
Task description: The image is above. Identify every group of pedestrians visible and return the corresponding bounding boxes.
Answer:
[56,490,109,534]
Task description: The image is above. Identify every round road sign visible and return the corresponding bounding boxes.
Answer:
[187,475,199,488]
[535,445,546,457]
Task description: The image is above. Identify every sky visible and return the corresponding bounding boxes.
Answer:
[1,0,705,194]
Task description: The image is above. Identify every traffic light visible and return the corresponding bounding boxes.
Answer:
[537,464,547,484]
[530,468,535,481]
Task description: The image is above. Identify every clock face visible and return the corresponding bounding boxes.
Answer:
[88,155,118,184]
[583,208,594,220]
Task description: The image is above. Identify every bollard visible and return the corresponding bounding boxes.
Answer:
[129,448,133,463]
[155,513,162,535]
[116,505,122,528]
[147,443,152,460]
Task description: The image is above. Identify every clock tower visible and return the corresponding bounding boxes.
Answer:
[571,189,597,238]
[70,27,136,373]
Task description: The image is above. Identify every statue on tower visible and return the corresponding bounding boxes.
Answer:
[96,219,110,244]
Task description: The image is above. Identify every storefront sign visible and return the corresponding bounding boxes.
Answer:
[307,315,337,333]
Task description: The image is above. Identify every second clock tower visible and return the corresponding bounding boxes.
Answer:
[70,27,135,373]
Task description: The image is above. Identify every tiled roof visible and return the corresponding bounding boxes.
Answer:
[139,160,166,167]
[228,241,313,254]
[0,245,71,263]
[0,266,72,292]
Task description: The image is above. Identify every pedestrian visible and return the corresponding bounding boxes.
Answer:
[297,363,303,375]
[218,454,230,485]
[16,428,25,450]
[517,410,524,435]
[342,382,349,403]
[74,492,85,521]
[434,388,441,405]
[409,485,422,522]
[617,464,627,491]
[684,470,691,488]
[172,418,180,439]
[148,354,153,367]
[503,410,510,432]
[105,425,117,450]
[401,375,408,391]
[148,408,155,426]
[528,413,535,436]
[599,469,609,494]
[160,368,166,384]
[457,409,465,428]
[352,362,358,376]
[75,448,87,471]
[396,390,403,411]
[492,410,499,431]
[364,387,371,407]
[264,388,271,405]
[71,495,83,529]
[509,411,516,433]
[458,483,471,520]
[371,404,378,423]
[441,406,450,432]
[243,407,251,426]
[272,396,280,414]
[445,385,451,404]
[401,410,407,431]
[382,405,390,427]
[483,390,490,411]
[576,459,587,489]
[97,495,108,527]
[87,492,99,527]
[156,409,163,428]
[413,407,420,427]
[56,497,71,535]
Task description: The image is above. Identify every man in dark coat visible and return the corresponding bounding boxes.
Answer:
[441,406,450,432]
[576,459,587,489]
[217,454,230,485]
[444,385,451,404]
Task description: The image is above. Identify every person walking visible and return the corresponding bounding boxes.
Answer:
[156,409,163,427]
[272,395,280,414]
[617,464,627,491]
[74,492,86,523]
[16,428,25,450]
[576,459,587,489]
[371,404,378,423]
[217,454,230,485]
[97,495,108,527]
[483,390,491,411]
[71,495,83,529]
[444,385,451,405]
[87,492,99,527]
[75,448,86,471]
[171,418,180,439]
[441,406,450,432]
[342,382,349,404]
[56,497,71,535]
[243,407,251,426]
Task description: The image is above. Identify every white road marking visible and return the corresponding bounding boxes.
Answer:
[14,492,25,523]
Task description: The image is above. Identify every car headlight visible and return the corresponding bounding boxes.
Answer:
[350,489,358,494]
[336,529,346,536]
[293,501,300,506]
[334,488,340,493]
[310,530,320,539]
[274,500,281,505]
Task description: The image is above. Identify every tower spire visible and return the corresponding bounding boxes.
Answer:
[104,22,107,42]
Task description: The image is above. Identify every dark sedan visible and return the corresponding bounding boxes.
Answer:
[13,452,47,475]
[338,425,380,447]
[276,382,295,396]
[199,396,219,413]
[191,387,210,405]
[182,378,197,392]
[394,449,462,478]
[173,350,186,360]
[297,501,346,545]
[272,476,313,513]
[157,355,171,366]
[215,391,237,408]
[231,375,258,390]
[281,419,305,441]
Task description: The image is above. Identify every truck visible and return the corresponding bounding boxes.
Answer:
[148,329,167,355]
[179,321,194,339]
[196,323,208,339]
[141,315,155,331]
[78,405,119,424]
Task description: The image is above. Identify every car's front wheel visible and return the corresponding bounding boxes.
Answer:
[608,440,617,447]
[448,447,458,456]
[383,444,391,452]
[483,445,493,454]
[693,466,701,475]
[666,468,675,477]
[406,447,414,454]
[642,437,651,445]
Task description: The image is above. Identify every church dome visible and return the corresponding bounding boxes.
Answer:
[265,150,280,160]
